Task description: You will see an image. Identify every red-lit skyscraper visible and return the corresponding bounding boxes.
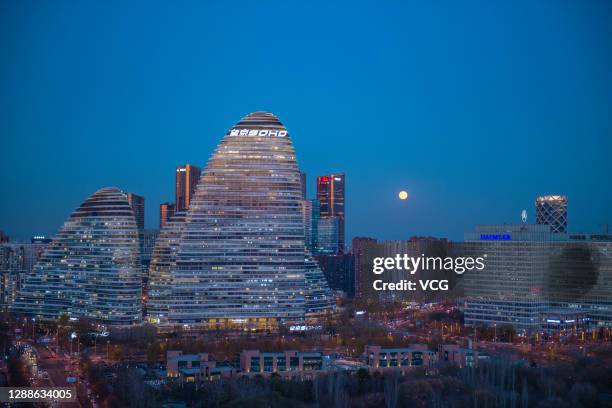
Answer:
[316,173,345,253]
[175,164,201,212]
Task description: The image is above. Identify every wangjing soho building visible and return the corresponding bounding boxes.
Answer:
[148,112,334,327]
[146,211,186,321]
[12,187,142,325]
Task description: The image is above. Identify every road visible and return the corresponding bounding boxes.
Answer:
[34,344,85,408]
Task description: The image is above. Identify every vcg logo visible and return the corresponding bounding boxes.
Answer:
[230,128,287,137]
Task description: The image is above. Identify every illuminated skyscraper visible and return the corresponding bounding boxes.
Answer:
[464,224,612,331]
[315,216,339,255]
[175,164,201,212]
[300,171,307,199]
[146,211,186,322]
[316,173,345,253]
[536,195,567,234]
[127,192,145,231]
[12,187,142,325]
[302,200,313,251]
[159,202,175,229]
[148,112,333,326]
[1,241,48,311]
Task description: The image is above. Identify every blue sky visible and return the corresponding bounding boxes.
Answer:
[1,0,611,243]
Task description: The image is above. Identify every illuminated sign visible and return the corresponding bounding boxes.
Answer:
[480,234,511,241]
[229,128,287,137]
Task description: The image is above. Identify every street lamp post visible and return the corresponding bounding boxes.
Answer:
[70,332,77,357]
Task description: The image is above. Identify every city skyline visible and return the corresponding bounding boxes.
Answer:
[2,1,611,242]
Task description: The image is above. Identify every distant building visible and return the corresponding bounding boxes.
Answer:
[12,187,142,325]
[536,195,567,233]
[300,171,307,199]
[316,173,345,253]
[147,211,186,323]
[302,200,313,252]
[159,202,175,229]
[310,199,320,252]
[352,237,377,256]
[147,112,334,326]
[315,254,355,297]
[0,231,8,243]
[316,216,339,255]
[354,238,461,302]
[140,229,159,315]
[175,164,201,212]
[240,350,324,376]
[364,345,437,371]
[0,241,48,311]
[140,229,159,271]
[438,344,479,368]
[127,192,145,231]
[166,350,235,382]
[31,236,52,244]
[464,224,612,331]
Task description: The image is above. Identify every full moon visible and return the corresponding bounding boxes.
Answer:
[398,191,408,200]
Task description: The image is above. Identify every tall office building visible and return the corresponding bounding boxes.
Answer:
[147,211,186,322]
[316,173,345,253]
[300,172,307,199]
[176,164,201,212]
[147,112,334,326]
[302,200,313,252]
[354,238,460,302]
[315,254,355,297]
[310,199,320,252]
[463,224,612,332]
[316,216,340,255]
[159,202,175,229]
[302,199,322,253]
[13,187,142,325]
[127,192,145,231]
[536,195,567,233]
[140,229,159,316]
[1,241,48,311]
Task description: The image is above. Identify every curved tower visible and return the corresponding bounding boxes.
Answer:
[149,112,333,326]
[146,211,186,322]
[13,187,142,325]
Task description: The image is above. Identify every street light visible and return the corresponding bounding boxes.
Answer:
[70,332,77,357]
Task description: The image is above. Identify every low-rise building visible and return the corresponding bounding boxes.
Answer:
[364,345,437,371]
[240,350,324,377]
[166,350,235,381]
[438,344,479,368]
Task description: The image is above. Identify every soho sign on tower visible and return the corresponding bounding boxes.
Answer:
[230,128,288,137]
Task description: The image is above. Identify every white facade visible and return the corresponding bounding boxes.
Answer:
[148,112,334,325]
[13,187,142,325]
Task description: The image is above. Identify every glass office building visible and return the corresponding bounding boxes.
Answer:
[464,224,612,332]
[148,112,334,327]
[316,174,345,253]
[147,211,186,322]
[536,195,567,233]
[12,187,142,325]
